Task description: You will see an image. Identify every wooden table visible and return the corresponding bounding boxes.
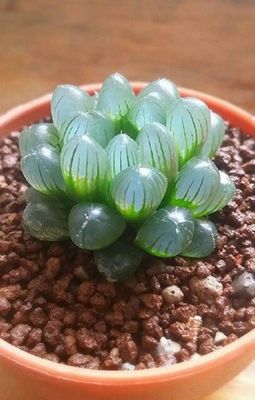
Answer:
[0,0,254,398]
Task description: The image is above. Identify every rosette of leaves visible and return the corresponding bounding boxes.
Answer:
[19,73,235,281]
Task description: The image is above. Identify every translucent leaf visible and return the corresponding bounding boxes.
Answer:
[69,203,126,250]
[168,157,220,210]
[137,122,178,182]
[19,123,60,156]
[111,166,167,221]
[25,187,50,203]
[51,84,93,132]
[194,171,235,217]
[60,111,115,147]
[135,206,194,257]
[94,238,143,281]
[23,200,69,241]
[91,92,98,108]
[127,93,166,131]
[166,97,210,165]
[200,111,225,158]
[96,73,135,118]
[106,134,139,180]
[181,219,217,257]
[137,78,179,107]
[60,135,108,202]
[21,144,66,196]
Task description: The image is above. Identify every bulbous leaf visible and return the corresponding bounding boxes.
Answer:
[168,157,220,210]
[23,200,69,241]
[21,144,66,196]
[94,238,144,282]
[135,206,194,257]
[181,219,217,257]
[19,123,60,156]
[194,171,235,217]
[137,122,178,182]
[60,135,108,202]
[166,97,210,165]
[96,73,135,118]
[137,78,179,107]
[111,166,167,221]
[200,111,225,158]
[106,134,139,180]
[51,84,93,132]
[91,92,98,108]
[25,187,50,203]
[127,93,166,131]
[60,111,115,147]
[69,203,126,250]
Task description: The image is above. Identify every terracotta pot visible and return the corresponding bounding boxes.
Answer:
[0,83,254,400]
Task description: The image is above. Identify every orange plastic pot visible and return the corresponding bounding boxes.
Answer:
[0,83,255,400]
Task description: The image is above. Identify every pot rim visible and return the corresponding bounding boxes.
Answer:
[0,82,254,384]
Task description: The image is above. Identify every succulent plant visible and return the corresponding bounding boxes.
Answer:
[19,73,235,281]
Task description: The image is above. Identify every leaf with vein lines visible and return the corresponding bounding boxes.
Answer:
[60,111,115,147]
[60,135,108,202]
[19,123,60,156]
[127,93,166,131]
[194,171,235,217]
[111,166,167,221]
[181,219,217,257]
[166,97,210,165]
[96,73,135,118]
[135,206,194,257]
[106,134,139,180]
[51,84,93,132]
[137,122,178,183]
[200,111,225,158]
[137,78,179,108]
[21,144,66,196]
[69,203,126,250]
[168,157,220,211]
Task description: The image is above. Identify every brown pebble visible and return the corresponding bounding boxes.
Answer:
[0,296,11,316]
[46,257,61,280]
[67,353,100,369]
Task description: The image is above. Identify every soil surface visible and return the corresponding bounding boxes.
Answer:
[0,124,255,370]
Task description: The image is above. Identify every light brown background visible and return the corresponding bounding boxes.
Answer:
[0,0,254,398]
[0,0,255,114]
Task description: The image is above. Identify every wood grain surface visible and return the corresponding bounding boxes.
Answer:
[0,0,254,398]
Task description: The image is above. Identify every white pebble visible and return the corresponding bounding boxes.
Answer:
[162,285,184,304]
[155,337,181,358]
[190,353,201,360]
[214,331,227,345]
[121,362,135,371]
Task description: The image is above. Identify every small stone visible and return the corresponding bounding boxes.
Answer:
[121,362,135,371]
[214,331,227,345]
[155,337,181,359]
[45,257,61,280]
[232,272,255,297]
[146,260,174,276]
[103,348,122,370]
[189,276,223,305]
[74,265,90,281]
[190,353,201,360]
[242,159,255,173]
[0,297,11,316]
[161,285,184,304]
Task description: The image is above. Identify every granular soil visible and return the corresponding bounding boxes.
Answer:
[0,123,254,370]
